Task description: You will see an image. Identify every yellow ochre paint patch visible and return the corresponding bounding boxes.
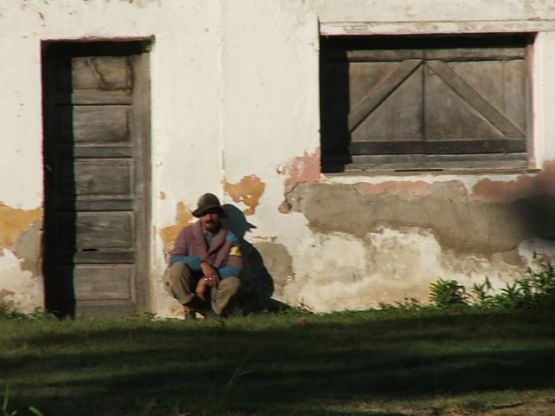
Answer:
[0,202,42,250]
[224,175,265,216]
[159,202,193,252]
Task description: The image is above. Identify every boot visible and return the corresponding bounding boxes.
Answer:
[183,304,197,320]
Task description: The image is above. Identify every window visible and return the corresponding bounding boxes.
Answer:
[320,34,533,172]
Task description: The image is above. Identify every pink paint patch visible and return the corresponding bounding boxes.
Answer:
[472,161,555,203]
[284,149,321,193]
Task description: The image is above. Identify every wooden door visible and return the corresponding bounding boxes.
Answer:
[42,41,150,318]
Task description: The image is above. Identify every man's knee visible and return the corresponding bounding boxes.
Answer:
[212,277,241,316]
[167,262,198,305]
[168,262,194,285]
[219,276,241,295]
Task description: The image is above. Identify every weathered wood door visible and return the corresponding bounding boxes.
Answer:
[321,35,531,171]
[42,41,150,318]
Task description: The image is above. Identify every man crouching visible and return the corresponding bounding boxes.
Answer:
[168,193,242,318]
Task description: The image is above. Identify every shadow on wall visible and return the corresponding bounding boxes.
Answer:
[222,204,279,313]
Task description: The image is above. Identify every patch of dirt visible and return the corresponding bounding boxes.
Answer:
[403,396,555,416]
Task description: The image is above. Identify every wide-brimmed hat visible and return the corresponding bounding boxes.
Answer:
[192,193,226,218]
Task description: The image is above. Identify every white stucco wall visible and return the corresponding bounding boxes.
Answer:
[1,0,555,315]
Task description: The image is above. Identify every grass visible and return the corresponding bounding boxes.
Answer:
[1,308,555,415]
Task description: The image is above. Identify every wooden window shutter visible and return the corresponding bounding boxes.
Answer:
[320,35,533,172]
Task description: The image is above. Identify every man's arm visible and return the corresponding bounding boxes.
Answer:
[198,235,242,290]
[196,261,219,296]
[218,233,243,279]
[170,227,203,271]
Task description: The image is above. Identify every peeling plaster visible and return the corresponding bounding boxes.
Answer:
[282,148,321,194]
[278,200,292,214]
[159,202,192,253]
[284,228,528,313]
[518,238,555,260]
[286,228,441,312]
[472,161,555,203]
[364,180,433,199]
[286,181,555,254]
[13,219,42,276]
[253,241,293,299]
[0,204,43,312]
[124,0,158,6]
[363,179,468,201]
[0,289,15,305]
[284,232,368,311]
[0,202,42,251]
[224,175,265,216]
[0,249,43,312]
[6,0,555,317]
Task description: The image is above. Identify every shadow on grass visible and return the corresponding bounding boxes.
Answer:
[2,309,555,415]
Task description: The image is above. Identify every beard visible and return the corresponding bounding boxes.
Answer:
[201,220,220,233]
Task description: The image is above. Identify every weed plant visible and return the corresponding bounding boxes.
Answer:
[429,255,555,311]
[2,384,44,416]
[429,278,468,309]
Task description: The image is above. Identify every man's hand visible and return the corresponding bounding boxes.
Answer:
[200,262,219,288]
[195,277,218,301]
[195,278,209,300]
[195,261,219,300]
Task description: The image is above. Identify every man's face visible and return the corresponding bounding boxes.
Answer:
[199,210,221,233]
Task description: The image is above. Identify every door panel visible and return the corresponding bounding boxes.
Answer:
[43,41,150,318]
[352,63,423,142]
[71,56,131,90]
[71,265,134,301]
[58,159,133,195]
[63,106,131,143]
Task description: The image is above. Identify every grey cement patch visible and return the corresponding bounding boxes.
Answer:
[254,241,293,297]
[286,182,555,255]
[13,219,43,277]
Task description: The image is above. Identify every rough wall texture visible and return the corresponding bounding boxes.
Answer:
[285,178,555,256]
[0,203,43,312]
[224,175,266,216]
[3,0,555,316]
[276,165,555,311]
[159,201,193,255]
[252,241,293,300]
